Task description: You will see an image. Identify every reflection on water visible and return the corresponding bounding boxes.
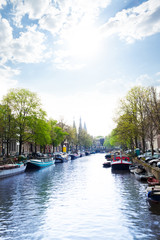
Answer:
[0,154,160,239]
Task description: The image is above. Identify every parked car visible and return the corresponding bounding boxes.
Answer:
[138,152,152,160]
[152,153,160,159]
[145,156,154,163]
[148,159,160,167]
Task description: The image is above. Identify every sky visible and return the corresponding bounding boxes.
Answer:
[0,0,160,137]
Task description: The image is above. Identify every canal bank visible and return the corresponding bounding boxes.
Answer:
[133,157,160,180]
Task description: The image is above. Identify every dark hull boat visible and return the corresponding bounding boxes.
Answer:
[111,156,132,171]
[54,153,71,163]
[147,189,160,208]
[69,153,80,160]
[103,161,111,168]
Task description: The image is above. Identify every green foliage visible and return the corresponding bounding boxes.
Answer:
[78,129,93,149]
[2,88,45,154]
[48,119,68,149]
[0,88,95,154]
[30,118,51,147]
[113,86,158,151]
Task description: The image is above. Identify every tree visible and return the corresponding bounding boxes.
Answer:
[116,86,149,152]
[65,126,78,152]
[2,88,45,155]
[78,129,93,150]
[104,135,112,149]
[49,119,68,152]
[30,116,51,153]
[1,104,17,156]
[143,87,160,155]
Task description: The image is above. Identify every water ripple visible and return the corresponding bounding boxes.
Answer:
[0,155,160,239]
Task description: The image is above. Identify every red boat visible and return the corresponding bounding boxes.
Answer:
[147,177,160,186]
[111,156,132,170]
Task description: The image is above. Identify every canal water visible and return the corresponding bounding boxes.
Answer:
[0,153,160,240]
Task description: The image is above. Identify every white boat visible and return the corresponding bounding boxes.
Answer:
[134,169,153,181]
[146,185,160,193]
[129,164,145,174]
[0,163,26,178]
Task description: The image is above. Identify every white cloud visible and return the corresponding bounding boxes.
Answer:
[39,6,65,35]
[156,72,160,76]
[135,73,160,87]
[39,0,111,69]
[11,0,111,30]
[0,16,48,64]
[11,25,47,63]
[0,17,12,45]
[0,65,19,100]
[101,0,160,43]
[11,0,52,27]
[0,0,7,9]
[135,74,152,86]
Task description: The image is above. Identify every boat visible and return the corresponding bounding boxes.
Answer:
[134,169,153,182]
[129,164,145,174]
[147,189,160,207]
[0,162,26,178]
[80,152,85,157]
[103,161,111,168]
[85,151,90,156]
[69,153,80,160]
[54,153,71,163]
[105,153,112,159]
[111,156,132,170]
[147,177,160,186]
[27,157,55,169]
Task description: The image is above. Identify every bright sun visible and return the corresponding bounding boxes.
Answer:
[66,23,101,60]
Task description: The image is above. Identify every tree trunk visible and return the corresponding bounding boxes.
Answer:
[135,136,138,148]
[6,139,9,156]
[34,143,37,153]
[19,141,22,155]
[151,141,154,156]
[52,143,55,153]
[142,137,145,153]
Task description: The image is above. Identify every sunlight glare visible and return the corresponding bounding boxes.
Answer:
[67,23,101,60]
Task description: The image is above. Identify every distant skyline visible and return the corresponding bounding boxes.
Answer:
[0,0,160,136]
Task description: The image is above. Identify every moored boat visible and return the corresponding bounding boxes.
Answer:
[54,153,71,163]
[129,164,145,174]
[0,163,26,178]
[69,153,80,160]
[85,151,90,156]
[27,157,55,169]
[134,169,153,182]
[111,156,132,170]
[105,153,112,160]
[103,161,111,168]
[147,189,160,207]
[147,177,160,186]
[80,151,85,157]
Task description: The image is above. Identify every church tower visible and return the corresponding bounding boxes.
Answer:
[73,117,76,129]
[84,122,87,132]
[79,117,82,133]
